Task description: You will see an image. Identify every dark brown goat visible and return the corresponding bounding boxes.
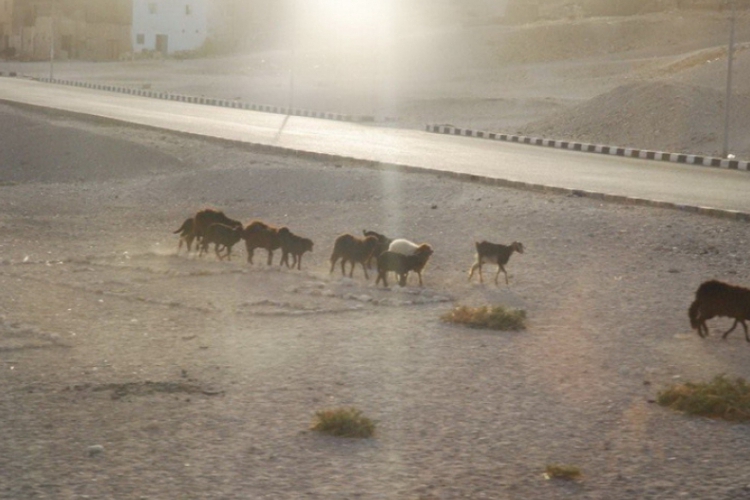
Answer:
[193,208,242,247]
[199,223,244,260]
[468,241,525,286]
[173,217,196,254]
[362,229,393,268]
[329,234,379,279]
[689,280,750,342]
[375,247,434,287]
[243,220,285,265]
[279,228,314,270]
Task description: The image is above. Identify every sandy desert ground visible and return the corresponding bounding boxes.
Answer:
[5,7,750,500]
[4,95,750,499]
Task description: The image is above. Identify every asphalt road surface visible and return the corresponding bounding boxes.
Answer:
[2,77,749,214]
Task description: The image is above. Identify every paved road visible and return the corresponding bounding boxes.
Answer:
[2,77,748,214]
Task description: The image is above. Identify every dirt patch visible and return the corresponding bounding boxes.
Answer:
[65,381,224,399]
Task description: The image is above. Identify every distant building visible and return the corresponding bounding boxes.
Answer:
[0,0,13,56]
[8,0,131,61]
[131,0,208,55]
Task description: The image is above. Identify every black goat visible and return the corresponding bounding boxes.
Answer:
[689,280,750,342]
[362,229,393,268]
[279,228,314,270]
[375,248,434,287]
[199,222,244,260]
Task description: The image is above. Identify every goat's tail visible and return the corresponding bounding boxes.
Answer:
[174,218,193,235]
[688,300,701,330]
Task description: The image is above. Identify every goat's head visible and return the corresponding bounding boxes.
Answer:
[364,230,389,244]
[415,243,434,257]
[512,242,525,254]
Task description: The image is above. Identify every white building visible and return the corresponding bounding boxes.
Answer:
[131,0,207,55]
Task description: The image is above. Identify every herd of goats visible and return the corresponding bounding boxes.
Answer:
[173,208,523,289]
[173,209,750,342]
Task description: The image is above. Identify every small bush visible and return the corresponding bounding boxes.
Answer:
[311,407,376,438]
[544,464,582,481]
[657,374,750,421]
[441,304,526,331]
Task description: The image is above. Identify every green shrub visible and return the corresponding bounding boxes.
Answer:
[657,375,750,421]
[544,464,582,481]
[441,304,526,331]
[311,407,376,438]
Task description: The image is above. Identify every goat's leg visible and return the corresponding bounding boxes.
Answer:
[417,271,424,287]
[497,264,509,285]
[376,270,386,287]
[722,320,739,339]
[743,320,750,343]
[468,262,482,283]
[329,255,338,274]
[361,262,369,280]
[296,254,302,270]
[246,245,255,264]
[266,250,274,266]
[398,272,407,287]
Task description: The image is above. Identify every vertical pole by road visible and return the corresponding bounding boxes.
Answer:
[287,1,297,116]
[722,0,736,159]
[49,1,55,80]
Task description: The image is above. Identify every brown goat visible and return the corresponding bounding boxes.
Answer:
[375,247,434,287]
[279,228,314,270]
[689,280,750,342]
[468,241,524,286]
[243,220,285,265]
[329,234,379,279]
[199,222,244,261]
[173,217,196,254]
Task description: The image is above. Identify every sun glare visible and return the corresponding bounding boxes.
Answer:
[293,0,394,48]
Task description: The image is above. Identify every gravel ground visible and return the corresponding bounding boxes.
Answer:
[3,101,750,499]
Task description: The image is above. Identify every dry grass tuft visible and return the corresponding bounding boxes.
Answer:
[544,464,582,481]
[441,304,526,331]
[311,407,376,438]
[657,375,750,421]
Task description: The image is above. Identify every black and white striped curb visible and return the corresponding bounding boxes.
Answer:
[426,124,750,171]
[4,69,749,222]
[2,72,378,123]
